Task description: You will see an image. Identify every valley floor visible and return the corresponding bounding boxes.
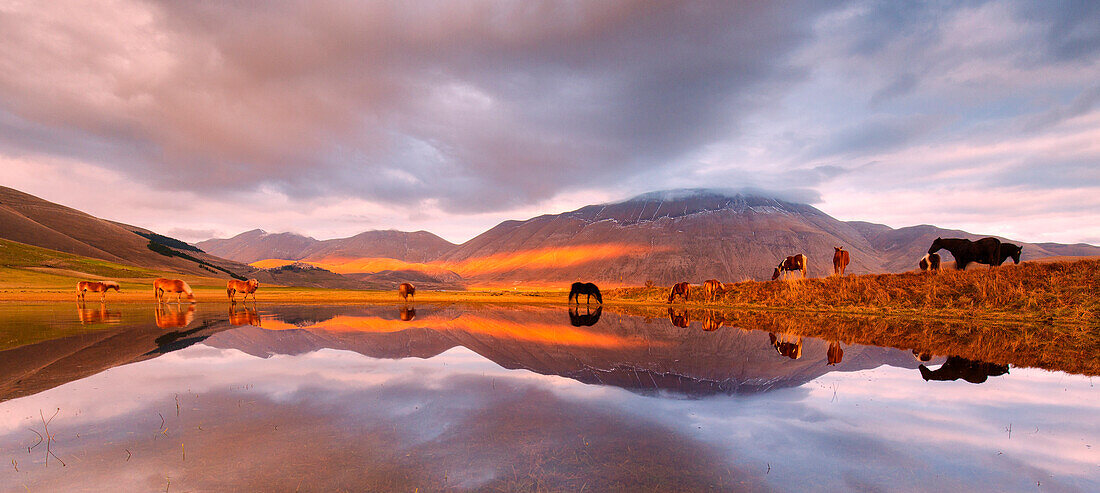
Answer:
[0,258,1093,326]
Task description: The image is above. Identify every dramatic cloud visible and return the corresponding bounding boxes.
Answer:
[0,0,1097,243]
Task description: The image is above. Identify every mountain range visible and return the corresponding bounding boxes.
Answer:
[200,189,1100,286]
[1,185,1096,289]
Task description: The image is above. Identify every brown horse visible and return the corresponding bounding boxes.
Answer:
[919,253,941,272]
[832,247,850,276]
[154,278,195,303]
[702,279,724,303]
[667,282,690,303]
[772,254,807,280]
[398,282,416,301]
[227,279,259,302]
[827,341,844,365]
[77,280,120,302]
[155,303,195,328]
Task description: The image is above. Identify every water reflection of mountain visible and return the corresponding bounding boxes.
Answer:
[204,305,927,396]
[0,309,232,402]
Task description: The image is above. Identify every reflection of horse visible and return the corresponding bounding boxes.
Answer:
[701,310,725,331]
[827,341,844,365]
[769,332,803,359]
[912,349,933,362]
[833,247,850,276]
[77,305,121,324]
[229,305,261,326]
[155,303,195,329]
[996,242,1022,266]
[702,279,724,303]
[400,306,416,321]
[398,282,416,301]
[772,254,807,280]
[77,280,120,302]
[667,282,690,303]
[667,307,689,328]
[919,253,941,272]
[919,356,1009,384]
[568,282,603,305]
[227,279,259,302]
[568,305,602,327]
[928,237,1001,270]
[154,278,195,303]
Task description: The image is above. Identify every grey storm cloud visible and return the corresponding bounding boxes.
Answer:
[0,0,830,212]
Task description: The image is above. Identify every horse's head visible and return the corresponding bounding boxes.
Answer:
[834,246,843,253]
[771,267,781,280]
[247,279,260,289]
[1007,245,1022,264]
[928,238,943,254]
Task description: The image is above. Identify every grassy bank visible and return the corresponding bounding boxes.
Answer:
[612,258,1100,324]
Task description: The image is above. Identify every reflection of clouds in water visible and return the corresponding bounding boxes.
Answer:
[0,345,1096,491]
[634,366,1100,491]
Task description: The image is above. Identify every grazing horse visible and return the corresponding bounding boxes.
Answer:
[569,305,602,327]
[667,307,690,328]
[667,282,690,303]
[996,242,1023,266]
[772,254,807,280]
[227,279,259,302]
[228,305,261,326]
[827,341,844,366]
[702,279,724,303]
[568,282,603,305]
[927,237,1002,270]
[919,253,941,272]
[919,356,1009,384]
[400,306,416,322]
[398,282,416,301]
[77,280,120,302]
[769,332,803,360]
[832,247,850,276]
[154,278,195,303]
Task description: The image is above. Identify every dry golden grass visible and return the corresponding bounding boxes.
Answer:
[611,258,1100,324]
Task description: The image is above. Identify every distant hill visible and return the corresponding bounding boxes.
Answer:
[0,186,387,288]
[197,229,456,264]
[0,186,256,277]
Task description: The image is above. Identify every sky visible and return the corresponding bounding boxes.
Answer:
[0,0,1097,245]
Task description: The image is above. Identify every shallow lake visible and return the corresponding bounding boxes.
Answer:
[0,303,1097,491]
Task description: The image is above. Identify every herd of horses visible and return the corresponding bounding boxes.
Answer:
[659,236,1023,305]
[76,277,261,304]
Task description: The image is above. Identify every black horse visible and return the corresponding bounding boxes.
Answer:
[568,282,603,305]
[919,356,1009,384]
[996,242,1022,266]
[928,237,1002,270]
[568,305,602,327]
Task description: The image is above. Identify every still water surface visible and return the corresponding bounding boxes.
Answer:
[0,303,1097,491]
